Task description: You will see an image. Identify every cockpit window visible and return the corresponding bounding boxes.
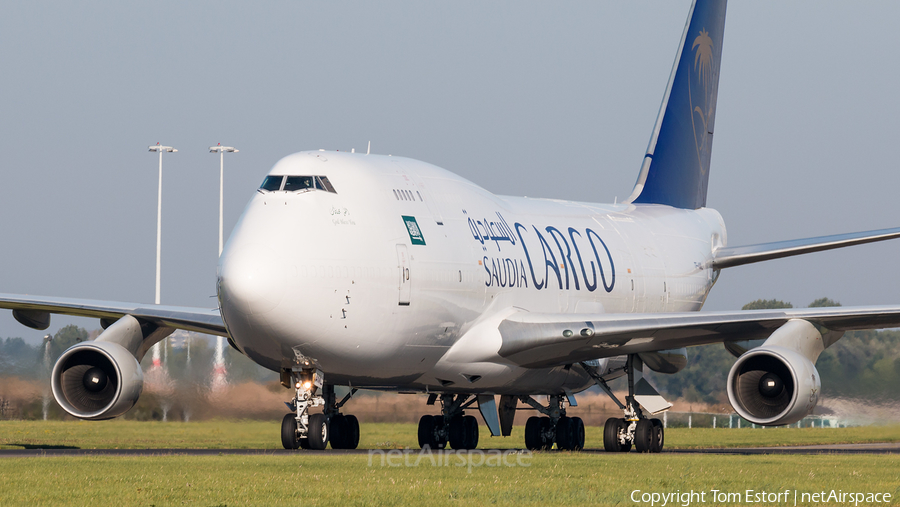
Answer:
[260,175,284,191]
[259,174,337,194]
[317,176,336,193]
[284,176,315,192]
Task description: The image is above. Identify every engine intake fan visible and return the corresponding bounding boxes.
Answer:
[57,348,119,412]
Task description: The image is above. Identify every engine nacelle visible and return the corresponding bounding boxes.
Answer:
[640,348,689,374]
[48,314,164,420]
[726,319,824,426]
[51,340,143,420]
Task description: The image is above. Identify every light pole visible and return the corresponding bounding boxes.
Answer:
[209,144,238,256]
[209,144,237,392]
[148,143,177,305]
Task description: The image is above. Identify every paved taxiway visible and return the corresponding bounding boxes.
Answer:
[1,442,897,457]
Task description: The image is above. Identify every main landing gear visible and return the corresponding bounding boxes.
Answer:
[280,367,359,450]
[417,394,480,450]
[520,395,585,451]
[601,409,664,453]
[583,354,666,453]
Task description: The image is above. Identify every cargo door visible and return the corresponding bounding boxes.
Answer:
[396,244,411,306]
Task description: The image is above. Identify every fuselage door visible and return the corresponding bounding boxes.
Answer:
[396,244,411,306]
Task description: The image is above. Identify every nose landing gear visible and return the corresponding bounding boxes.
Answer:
[280,365,359,450]
[281,367,327,450]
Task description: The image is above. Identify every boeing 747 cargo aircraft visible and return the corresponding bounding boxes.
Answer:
[3,0,900,452]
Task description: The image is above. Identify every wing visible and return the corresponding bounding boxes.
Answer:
[712,226,900,269]
[0,293,226,336]
[497,306,900,368]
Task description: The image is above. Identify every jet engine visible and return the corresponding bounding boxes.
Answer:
[50,314,170,420]
[51,340,143,420]
[726,319,823,426]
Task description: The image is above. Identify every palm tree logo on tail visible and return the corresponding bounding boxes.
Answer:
[690,28,717,176]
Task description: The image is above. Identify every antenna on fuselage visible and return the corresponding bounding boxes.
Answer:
[367,141,371,155]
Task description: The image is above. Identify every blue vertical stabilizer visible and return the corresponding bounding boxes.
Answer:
[629,0,727,209]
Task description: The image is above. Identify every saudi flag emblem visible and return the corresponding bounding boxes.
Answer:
[402,216,425,245]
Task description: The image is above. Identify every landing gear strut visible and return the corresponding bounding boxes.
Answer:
[520,394,585,451]
[417,394,479,450]
[583,354,665,453]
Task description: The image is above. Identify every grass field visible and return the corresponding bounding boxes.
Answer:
[0,452,897,506]
[1,421,898,506]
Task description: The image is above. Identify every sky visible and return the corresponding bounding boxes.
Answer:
[1,1,899,343]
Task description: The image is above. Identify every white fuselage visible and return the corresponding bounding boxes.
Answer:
[216,151,726,395]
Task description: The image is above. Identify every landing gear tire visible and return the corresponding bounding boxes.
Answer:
[572,417,585,450]
[308,413,329,450]
[650,418,664,453]
[328,414,359,449]
[560,416,585,451]
[603,417,619,452]
[418,415,446,449]
[331,414,348,449]
[417,415,435,449]
[448,415,465,450]
[524,416,543,451]
[281,413,300,450]
[556,417,574,450]
[463,415,479,450]
[419,413,457,450]
[330,414,360,449]
[449,414,479,450]
[634,419,654,453]
[603,417,631,453]
[344,415,360,449]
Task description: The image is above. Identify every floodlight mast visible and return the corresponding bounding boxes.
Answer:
[208,144,238,392]
[148,143,177,305]
[209,144,238,256]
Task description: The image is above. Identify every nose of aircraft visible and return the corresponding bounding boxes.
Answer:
[218,240,286,316]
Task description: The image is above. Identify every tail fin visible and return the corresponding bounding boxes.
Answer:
[627,0,727,209]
